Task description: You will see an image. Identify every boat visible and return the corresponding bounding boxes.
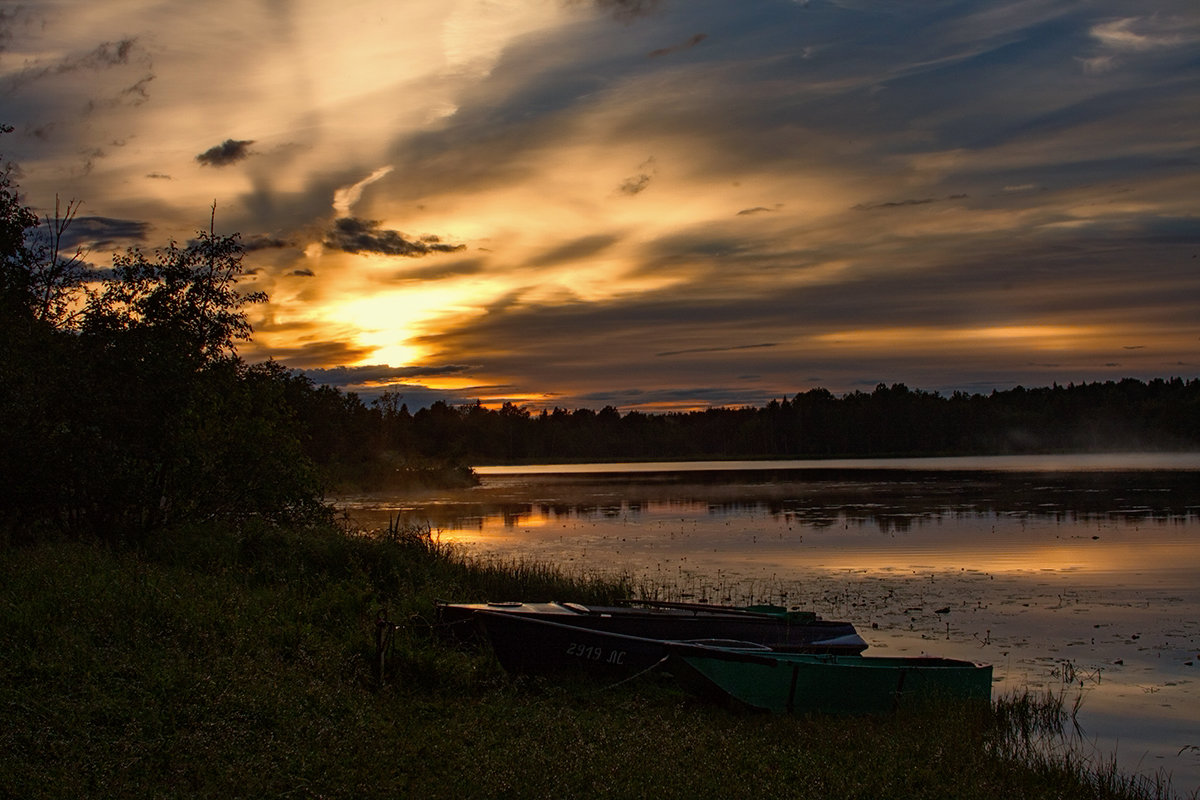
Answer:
[472,608,774,676]
[436,599,867,657]
[668,645,992,714]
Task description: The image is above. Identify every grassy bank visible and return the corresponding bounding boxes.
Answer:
[0,524,1184,799]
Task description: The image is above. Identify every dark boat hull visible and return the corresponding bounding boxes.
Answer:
[475,611,692,675]
[437,600,866,659]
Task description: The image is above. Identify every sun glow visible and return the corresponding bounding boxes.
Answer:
[322,284,483,366]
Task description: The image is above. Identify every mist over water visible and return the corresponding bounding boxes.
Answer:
[475,453,1200,474]
[338,455,1200,792]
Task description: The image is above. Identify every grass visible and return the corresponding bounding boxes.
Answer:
[0,522,1190,799]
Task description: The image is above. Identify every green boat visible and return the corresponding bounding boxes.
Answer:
[669,646,992,714]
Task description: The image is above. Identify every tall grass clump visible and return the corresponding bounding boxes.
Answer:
[390,516,627,593]
[985,690,1186,800]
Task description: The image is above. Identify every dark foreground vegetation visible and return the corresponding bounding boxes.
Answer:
[1,523,1188,800]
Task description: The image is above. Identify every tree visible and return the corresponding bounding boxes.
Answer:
[1,133,87,329]
[82,217,266,368]
[0,149,328,538]
[63,224,323,535]
[0,128,39,317]
[0,133,57,531]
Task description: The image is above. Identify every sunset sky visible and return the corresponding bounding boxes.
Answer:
[4,0,1198,411]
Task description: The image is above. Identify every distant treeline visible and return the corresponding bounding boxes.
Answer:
[347,378,1200,467]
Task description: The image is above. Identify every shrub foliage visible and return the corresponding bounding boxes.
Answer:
[1,144,326,539]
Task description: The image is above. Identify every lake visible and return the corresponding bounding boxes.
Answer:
[336,454,1200,793]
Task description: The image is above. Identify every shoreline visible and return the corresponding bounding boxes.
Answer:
[473,452,1200,474]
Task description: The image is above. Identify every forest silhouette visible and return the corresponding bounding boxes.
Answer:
[4,138,1199,539]
[384,377,1199,469]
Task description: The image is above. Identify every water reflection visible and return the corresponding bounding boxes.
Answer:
[339,468,1200,581]
[343,468,1200,539]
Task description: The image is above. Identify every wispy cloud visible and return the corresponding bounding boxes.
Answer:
[299,363,473,387]
[585,0,664,23]
[649,32,706,59]
[1081,14,1200,73]
[1090,17,1192,51]
[389,258,489,283]
[6,38,143,88]
[527,235,619,268]
[657,343,778,358]
[854,195,969,212]
[333,166,395,217]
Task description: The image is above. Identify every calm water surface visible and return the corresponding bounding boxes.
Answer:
[337,454,1200,792]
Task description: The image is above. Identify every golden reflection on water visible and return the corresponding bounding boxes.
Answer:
[410,502,1199,582]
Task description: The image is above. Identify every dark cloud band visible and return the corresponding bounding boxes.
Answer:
[49,216,151,250]
[324,217,466,257]
[196,139,255,167]
[300,363,473,386]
